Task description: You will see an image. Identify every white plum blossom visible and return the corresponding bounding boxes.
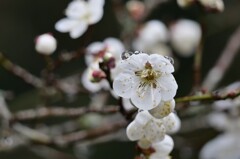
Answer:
[81,38,124,93]
[126,111,180,144]
[170,19,202,57]
[149,135,174,159]
[35,33,57,55]
[81,62,109,92]
[55,0,105,39]
[126,111,166,143]
[85,37,124,66]
[113,53,178,110]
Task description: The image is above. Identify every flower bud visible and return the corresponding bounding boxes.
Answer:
[35,33,57,55]
[152,135,174,155]
[90,70,106,83]
[149,100,175,119]
[170,19,201,57]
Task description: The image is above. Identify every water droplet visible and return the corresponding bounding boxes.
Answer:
[164,56,174,65]
[121,51,134,60]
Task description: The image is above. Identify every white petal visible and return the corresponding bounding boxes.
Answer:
[157,74,178,101]
[104,38,125,61]
[126,121,144,141]
[145,120,165,143]
[163,113,181,134]
[112,73,135,98]
[85,42,105,65]
[88,5,104,24]
[55,18,79,32]
[152,135,174,155]
[70,22,88,39]
[134,111,151,126]
[149,54,174,74]
[149,100,175,119]
[65,0,88,19]
[131,84,161,110]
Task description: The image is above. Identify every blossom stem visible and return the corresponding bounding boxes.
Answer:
[175,89,240,103]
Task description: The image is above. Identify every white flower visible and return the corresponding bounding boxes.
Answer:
[85,38,124,66]
[113,53,178,110]
[200,133,240,159]
[35,33,57,55]
[149,99,175,119]
[149,135,174,159]
[81,63,109,92]
[170,19,201,57]
[126,111,166,143]
[199,0,224,12]
[55,0,105,39]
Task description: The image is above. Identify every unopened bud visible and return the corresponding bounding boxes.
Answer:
[103,52,116,69]
[35,33,57,55]
[90,70,106,83]
[126,0,145,21]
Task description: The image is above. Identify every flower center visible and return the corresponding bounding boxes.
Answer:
[135,61,160,88]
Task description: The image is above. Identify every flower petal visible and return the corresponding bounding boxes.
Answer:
[55,18,79,32]
[88,5,104,24]
[152,135,174,155]
[113,73,135,98]
[163,113,181,134]
[65,0,88,19]
[126,121,144,141]
[149,100,175,119]
[157,74,178,101]
[70,22,88,39]
[149,54,174,74]
[131,84,161,110]
[145,120,165,143]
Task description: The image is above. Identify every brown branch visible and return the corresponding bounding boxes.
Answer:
[53,120,127,146]
[176,88,240,103]
[11,106,120,122]
[202,25,240,91]
[0,52,44,88]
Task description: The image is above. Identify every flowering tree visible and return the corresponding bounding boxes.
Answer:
[0,0,240,159]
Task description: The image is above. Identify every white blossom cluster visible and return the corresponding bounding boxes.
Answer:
[133,19,202,57]
[200,82,240,159]
[113,52,180,158]
[81,37,124,93]
[55,0,105,39]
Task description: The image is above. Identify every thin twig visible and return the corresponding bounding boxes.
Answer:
[202,25,240,91]
[11,106,120,121]
[54,120,127,146]
[176,88,240,103]
[0,52,44,88]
